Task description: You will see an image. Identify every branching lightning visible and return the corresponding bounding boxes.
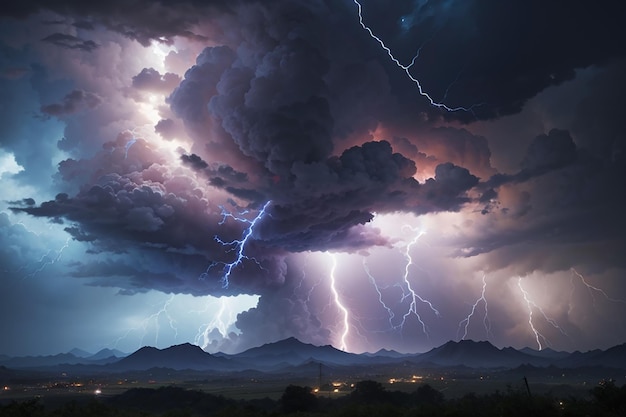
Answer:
[22,237,71,280]
[193,297,235,349]
[363,258,397,330]
[571,268,626,306]
[328,253,350,351]
[114,294,177,349]
[517,277,568,350]
[352,0,478,113]
[202,201,271,288]
[457,273,491,340]
[398,225,440,337]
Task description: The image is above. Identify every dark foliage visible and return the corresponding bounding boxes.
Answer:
[280,385,318,413]
[2,380,626,417]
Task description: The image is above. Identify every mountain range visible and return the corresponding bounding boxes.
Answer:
[1,339,624,373]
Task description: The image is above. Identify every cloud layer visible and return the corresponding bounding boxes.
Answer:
[1,0,625,354]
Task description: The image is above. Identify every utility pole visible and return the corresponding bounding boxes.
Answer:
[523,376,532,398]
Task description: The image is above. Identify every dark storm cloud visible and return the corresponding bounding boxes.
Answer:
[41,33,98,51]
[339,0,626,123]
[10,0,483,300]
[7,198,36,206]
[233,258,332,351]
[6,0,621,306]
[457,123,626,274]
[40,89,102,117]
[4,0,624,121]
[0,0,236,45]
[484,129,578,189]
[132,68,181,93]
[180,153,208,170]
[521,129,578,174]
[154,118,179,140]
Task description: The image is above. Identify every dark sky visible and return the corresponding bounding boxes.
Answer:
[1,0,625,356]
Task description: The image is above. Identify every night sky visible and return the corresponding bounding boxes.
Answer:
[1,0,625,357]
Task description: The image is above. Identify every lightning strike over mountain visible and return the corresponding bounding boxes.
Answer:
[398,225,440,337]
[517,277,569,350]
[114,294,177,349]
[517,277,545,350]
[457,273,491,340]
[328,253,350,351]
[202,201,271,288]
[352,0,477,113]
[194,297,234,349]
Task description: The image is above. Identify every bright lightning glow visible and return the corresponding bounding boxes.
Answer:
[328,253,350,351]
[193,296,238,349]
[114,294,177,348]
[398,225,440,337]
[518,277,544,350]
[352,0,478,113]
[204,201,271,288]
[517,277,568,350]
[457,273,491,340]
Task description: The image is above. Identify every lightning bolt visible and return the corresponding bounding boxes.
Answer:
[398,225,440,337]
[328,253,350,351]
[352,0,478,113]
[292,254,312,299]
[22,237,71,280]
[571,268,626,306]
[114,294,177,349]
[457,273,491,340]
[193,297,236,350]
[362,258,397,330]
[517,277,568,350]
[203,201,271,288]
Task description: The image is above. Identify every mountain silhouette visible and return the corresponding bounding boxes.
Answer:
[230,337,366,368]
[112,343,232,371]
[88,348,127,361]
[415,340,546,368]
[68,348,93,358]
[2,339,625,372]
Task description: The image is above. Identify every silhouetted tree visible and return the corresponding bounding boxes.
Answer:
[350,380,388,404]
[591,379,626,414]
[280,384,318,413]
[413,383,445,405]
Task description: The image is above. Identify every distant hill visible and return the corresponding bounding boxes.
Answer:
[413,340,547,368]
[230,337,367,368]
[557,343,626,369]
[0,353,85,369]
[68,348,93,358]
[89,348,127,361]
[519,347,570,360]
[364,348,410,359]
[111,343,233,371]
[1,339,625,372]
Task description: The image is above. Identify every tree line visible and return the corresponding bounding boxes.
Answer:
[1,379,625,416]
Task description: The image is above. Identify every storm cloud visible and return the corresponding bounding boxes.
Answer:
[2,0,625,355]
